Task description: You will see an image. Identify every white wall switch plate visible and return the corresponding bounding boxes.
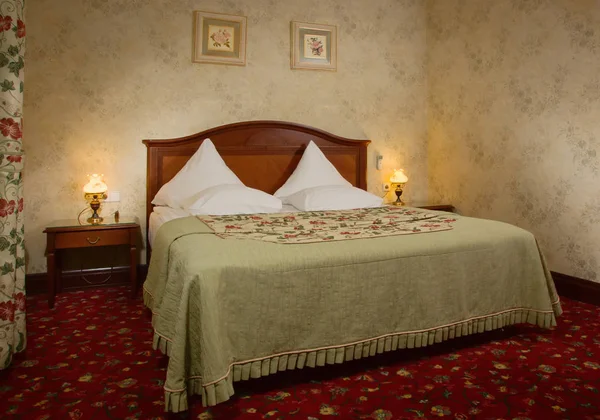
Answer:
[382,183,390,192]
[106,191,121,202]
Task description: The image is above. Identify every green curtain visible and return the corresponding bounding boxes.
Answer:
[0,0,25,370]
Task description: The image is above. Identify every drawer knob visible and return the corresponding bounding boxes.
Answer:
[86,236,101,245]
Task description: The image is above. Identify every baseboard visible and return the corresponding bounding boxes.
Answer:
[26,264,148,295]
[551,271,600,306]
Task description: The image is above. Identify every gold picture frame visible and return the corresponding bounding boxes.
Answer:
[193,11,247,66]
[291,21,337,71]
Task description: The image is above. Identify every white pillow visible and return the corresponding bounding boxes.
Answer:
[186,184,283,215]
[152,139,243,208]
[274,141,351,200]
[285,185,383,211]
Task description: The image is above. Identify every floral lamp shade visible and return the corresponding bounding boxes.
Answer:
[390,169,408,184]
[83,174,108,195]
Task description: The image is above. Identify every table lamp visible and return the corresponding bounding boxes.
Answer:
[390,169,408,206]
[83,173,108,224]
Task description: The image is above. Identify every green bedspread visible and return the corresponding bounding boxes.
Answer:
[143,211,562,413]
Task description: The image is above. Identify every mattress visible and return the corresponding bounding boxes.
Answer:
[148,205,300,248]
[149,207,191,249]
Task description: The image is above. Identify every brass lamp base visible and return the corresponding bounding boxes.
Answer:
[87,215,103,224]
[84,192,106,225]
[392,183,405,206]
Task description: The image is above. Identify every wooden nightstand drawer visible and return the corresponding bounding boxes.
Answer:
[54,229,130,249]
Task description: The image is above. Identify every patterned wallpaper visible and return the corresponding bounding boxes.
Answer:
[23,0,428,273]
[23,0,600,283]
[427,0,600,282]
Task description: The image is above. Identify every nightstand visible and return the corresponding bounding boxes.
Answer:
[43,216,140,308]
[410,203,455,213]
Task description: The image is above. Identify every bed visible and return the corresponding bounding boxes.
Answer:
[142,120,562,413]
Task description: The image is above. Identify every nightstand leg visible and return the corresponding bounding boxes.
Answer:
[130,245,137,299]
[47,252,56,308]
[55,252,63,293]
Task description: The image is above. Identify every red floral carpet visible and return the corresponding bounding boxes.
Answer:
[1,287,599,419]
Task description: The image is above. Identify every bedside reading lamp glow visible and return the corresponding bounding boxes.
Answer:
[83,173,108,224]
[390,169,408,206]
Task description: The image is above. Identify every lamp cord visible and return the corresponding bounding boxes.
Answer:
[77,206,90,225]
[78,242,117,285]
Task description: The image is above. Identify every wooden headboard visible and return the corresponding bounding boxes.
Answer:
[143,120,371,232]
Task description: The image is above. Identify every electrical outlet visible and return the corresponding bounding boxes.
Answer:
[382,183,390,192]
[106,191,121,202]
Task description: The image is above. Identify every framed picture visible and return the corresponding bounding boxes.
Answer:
[290,21,337,71]
[193,11,247,66]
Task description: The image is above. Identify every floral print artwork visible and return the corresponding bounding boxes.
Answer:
[307,36,324,56]
[198,207,455,244]
[302,33,328,61]
[0,0,25,370]
[208,25,233,52]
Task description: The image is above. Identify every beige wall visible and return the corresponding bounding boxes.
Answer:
[25,0,600,283]
[427,0,600,281]
[23,0,428,273]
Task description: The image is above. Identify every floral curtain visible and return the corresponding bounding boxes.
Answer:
[0,0,25,370]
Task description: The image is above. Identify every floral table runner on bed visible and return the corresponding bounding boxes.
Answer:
[197,206,456,244]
